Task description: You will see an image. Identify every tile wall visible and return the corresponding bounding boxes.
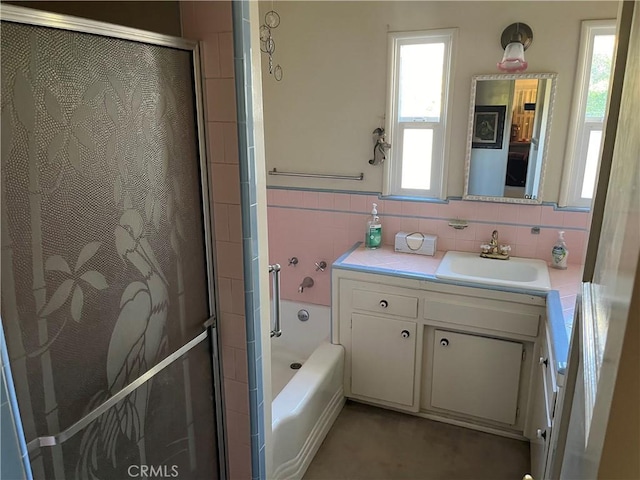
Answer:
[267,188,591,306]
[231,2,269,479]
[181,2,252,479]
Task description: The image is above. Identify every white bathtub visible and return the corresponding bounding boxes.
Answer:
[270,301,345,479]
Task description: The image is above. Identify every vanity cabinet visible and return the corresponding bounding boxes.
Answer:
[333,268,546,434]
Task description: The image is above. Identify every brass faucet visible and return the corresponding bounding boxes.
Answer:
[489,230,499,253]
[481,230,511,260]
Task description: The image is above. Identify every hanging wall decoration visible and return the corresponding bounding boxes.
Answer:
[260,8,283,81]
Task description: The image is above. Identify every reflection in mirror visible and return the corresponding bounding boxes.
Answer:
[464,73,557,204]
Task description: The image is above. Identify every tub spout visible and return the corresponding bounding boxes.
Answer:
[298,276,314,293]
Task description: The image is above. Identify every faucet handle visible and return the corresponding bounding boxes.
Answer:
[288,257,298,266]
[315,261,327,272]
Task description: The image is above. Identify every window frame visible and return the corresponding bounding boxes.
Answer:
[560,19,616,208]
[383,28,457,199]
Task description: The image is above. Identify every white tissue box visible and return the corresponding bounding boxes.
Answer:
[394,232,438,256]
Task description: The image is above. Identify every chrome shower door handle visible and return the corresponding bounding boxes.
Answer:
[269,264,282,337]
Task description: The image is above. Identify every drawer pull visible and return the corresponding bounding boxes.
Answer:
[539,356,549,367]
[536,428,547,441]
[401,330,410,338]
[440,338,449,347]
[379,300,388,308]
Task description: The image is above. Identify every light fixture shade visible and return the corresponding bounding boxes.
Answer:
[497,41,528,72]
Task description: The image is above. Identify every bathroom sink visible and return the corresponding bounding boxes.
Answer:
[435,251,551,292]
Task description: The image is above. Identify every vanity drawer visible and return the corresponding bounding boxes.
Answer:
[352,289,418,318]
[424,294,540,337]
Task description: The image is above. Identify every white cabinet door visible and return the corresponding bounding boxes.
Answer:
[529,364,552,479]
[351,313,417,407]
[529,338,554,479]
[431,330,523,424]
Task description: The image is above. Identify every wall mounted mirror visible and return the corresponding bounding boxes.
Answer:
[463,73,557,203]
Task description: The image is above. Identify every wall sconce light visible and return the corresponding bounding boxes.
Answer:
[497,22,533,72]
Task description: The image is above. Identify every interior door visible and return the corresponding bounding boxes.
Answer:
[1,12,220,479]
[557,3,640,477]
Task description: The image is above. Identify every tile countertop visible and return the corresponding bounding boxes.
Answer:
[333,243,583,375]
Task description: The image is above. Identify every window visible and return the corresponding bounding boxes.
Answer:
[384,29,456,198]
[561,20,616,208]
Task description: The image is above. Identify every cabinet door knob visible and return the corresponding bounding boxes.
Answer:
[379,300,388,308]
[440,338,449,347]
[401,330,410,338]
[536,428,547,441]
[539,356,549,367]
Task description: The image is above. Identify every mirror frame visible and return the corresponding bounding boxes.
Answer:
[463,72,558,204]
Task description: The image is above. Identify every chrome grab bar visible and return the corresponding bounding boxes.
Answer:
[268,168,364,181]
[26,325,211,451]
[269,264,282,337]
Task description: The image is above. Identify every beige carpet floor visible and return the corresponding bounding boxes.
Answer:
[303,401,531,480]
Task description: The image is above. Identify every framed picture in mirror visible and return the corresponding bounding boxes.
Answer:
[472,105,506,149]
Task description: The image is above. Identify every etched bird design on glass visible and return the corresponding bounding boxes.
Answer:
[77,209,169,478]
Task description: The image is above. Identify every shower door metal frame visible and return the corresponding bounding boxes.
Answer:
[0,5,227,478]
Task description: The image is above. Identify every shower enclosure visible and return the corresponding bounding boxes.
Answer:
[1,6,224,479]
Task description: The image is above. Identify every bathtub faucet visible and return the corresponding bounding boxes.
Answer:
[298,277,314,293]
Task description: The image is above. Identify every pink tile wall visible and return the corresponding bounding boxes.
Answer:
[267,189,591,306]
[181,2,251,479]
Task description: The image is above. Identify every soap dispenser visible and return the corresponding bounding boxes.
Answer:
[365,203,382,249]
[551,231,569,269]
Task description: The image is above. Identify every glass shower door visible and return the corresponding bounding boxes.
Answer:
[1,8,221,479]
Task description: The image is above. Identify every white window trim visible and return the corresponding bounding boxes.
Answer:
[559,19,616,208]
[383,28,457,199]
